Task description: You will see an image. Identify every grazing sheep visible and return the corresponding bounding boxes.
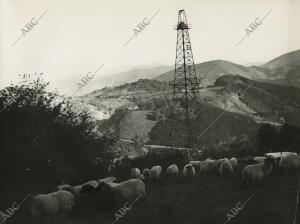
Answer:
[130,168,141,179]
[271,157,281,172]
[183,164,195,181]
[219,159,233,176]
[199,160,218,175]
[254,156,266,164]
[165,164,179,180]
[80,184,108,209]
[140,174,145,181]
[242,158,274,185]
[98,176,117,184]
[150,166,162,181]
[279,154,300,171]
[80,177,117,194]
[57,184,72,191]
[98,179,146,207]
[79,179,110,196]
[217,158,227,168]
[84,180,99,188]
[61,179,106,197]
[60,185,83,197]
[266,152,297,158]
[229,157,238,170]
[142,168,151,179]
[207,159,218,167]
[205,158,216,163]
[189,161,201,172]
[25,190,75,223]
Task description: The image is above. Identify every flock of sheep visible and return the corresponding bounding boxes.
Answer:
[1,152,299,224]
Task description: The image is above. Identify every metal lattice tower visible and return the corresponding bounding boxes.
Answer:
[171,9,200,148]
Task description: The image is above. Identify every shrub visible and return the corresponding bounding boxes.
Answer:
[0,74,114,205]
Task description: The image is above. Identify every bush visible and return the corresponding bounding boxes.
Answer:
[0,74,114,205]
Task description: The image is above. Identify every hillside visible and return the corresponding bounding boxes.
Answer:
[78,79,172,121]
[80,75,299,150]
[214,75,300,126]
[155,60,268,85]
[259,50,300,88]
[263,49,300,70]
[155,49,300,88]
[149,75,300,147]
[80,65,172,94]
[77,49,300,149]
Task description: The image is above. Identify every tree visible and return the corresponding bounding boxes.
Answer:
[0,74,114,199]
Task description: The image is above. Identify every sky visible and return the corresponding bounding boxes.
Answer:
[1,0,300,95]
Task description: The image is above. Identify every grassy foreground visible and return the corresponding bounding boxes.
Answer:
[12,171,299,224]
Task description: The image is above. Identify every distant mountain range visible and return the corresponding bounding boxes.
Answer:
[71,49,300,96]
[77,65,172,95]
[75,49,300,147]
[155,60,268,83]
[155,49,300,88]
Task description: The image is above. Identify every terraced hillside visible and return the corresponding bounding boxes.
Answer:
[83,75,300,152]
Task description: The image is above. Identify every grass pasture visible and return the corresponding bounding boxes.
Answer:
[10,171,300,224]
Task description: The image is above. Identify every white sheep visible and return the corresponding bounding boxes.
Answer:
[189,161,201,171]
[165,164,179,180]
[199,160,218,175]
[242,158,274,185]
[205,158,217,163]
[207,159,218,167]
[130,168,141,179]
[99,179,146,207]
[254,156,266,164]
[57,184,72,191]
[217,158,227,168]
[26,190,75,223]
[183,164,195,181]
[61,185,83,197]
[81,179,118,206]
[229,157,238,170]
[142,168,151,179]
[84,180,99,188]
[219,159,233,176]
[60,179,105,197]
[279,154,300,171]
[150,166,162,181]
[140,174,145,181]
[98,176,117,184]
